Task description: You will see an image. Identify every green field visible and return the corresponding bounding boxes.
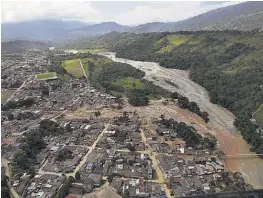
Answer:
[155,34,190,53]
[112,77,146,90]
[255,104,263,128]
[62,59,84,78]
[1,89,15,103]
[36,72,57,80]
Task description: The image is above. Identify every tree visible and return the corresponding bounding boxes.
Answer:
[170,92,179,99]
[107,175,114,183]
[94,111,101,117]
[56,148,73,161]
[13,150,30,170]
[177,96,190,109]
[75,171,80,180]
[65,123,72,132]
[122,189,129,198]
[127,144,136,151]
[7,112,14,120]
[41,88,49,96]
[127,89,149,106]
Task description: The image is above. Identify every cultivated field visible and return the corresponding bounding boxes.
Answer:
[62,59,84,78]
[36,72,57,80]
[1,89,15,103]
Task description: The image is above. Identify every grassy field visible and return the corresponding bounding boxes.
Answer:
[36,72,57,80]
[112,77,146,90]
[1,89,15,103]
[255,104,263,128]
[155,34,190,53]
[167,34,189,45]
[62,59,84,78]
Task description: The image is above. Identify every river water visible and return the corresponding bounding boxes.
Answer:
[98,52,263,188]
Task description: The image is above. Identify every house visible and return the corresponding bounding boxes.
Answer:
[69,183,84,195]
[88,174,102,187]
[86,162,94,171]
[108,149,116,159]
[83,178,94,193]
[107,137,115,145]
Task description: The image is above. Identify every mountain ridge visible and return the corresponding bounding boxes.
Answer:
[1,2,263,41]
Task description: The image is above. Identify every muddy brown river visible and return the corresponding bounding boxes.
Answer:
[99,52,263,188]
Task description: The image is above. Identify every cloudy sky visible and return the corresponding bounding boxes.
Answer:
[1,1,243,25]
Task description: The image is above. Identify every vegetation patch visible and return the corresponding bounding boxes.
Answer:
[223,66,250,75]
[62,59,84,78]
[112,77,147,90]
[255,104,263,128]
[1,89,15,103]
[155,34,189,53]
[167,34,189,45]
[36,72,57,80]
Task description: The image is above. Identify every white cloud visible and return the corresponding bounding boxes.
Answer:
[1,1,244,25]
[115,1,243,25]
[1,1,102,23]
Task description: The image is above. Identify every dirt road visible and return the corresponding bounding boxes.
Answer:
[79,59,87,78]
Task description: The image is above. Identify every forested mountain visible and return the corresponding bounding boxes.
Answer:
[2,2,263,41]
[163,1,263,31]
[82,30,263,155]
[1,40,50,54]
[129,2,263,32]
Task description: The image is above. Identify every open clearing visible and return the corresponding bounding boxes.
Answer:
[155,34,189,53]
[36,72,57,80]
[112,77,146,89]
[255,104,263,128]
[62,59,84,78]
[1,89,15,103]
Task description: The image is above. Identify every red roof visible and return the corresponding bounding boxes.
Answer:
[2,139,13,145]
